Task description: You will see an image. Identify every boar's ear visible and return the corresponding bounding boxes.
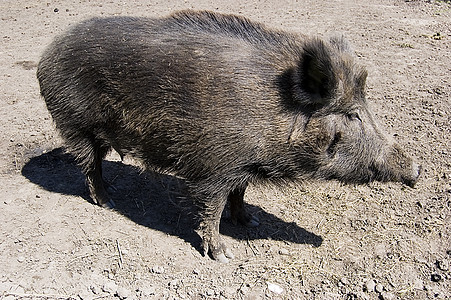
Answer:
[294,38,338,108]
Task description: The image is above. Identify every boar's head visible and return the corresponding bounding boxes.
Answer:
[286,35,421,187]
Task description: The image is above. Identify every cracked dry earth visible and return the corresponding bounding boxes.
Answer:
[0,0,450,299]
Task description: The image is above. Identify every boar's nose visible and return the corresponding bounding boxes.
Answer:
[402,162,422,188]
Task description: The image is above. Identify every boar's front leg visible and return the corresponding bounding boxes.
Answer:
[195,186,235,263]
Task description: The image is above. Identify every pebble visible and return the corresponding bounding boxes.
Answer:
[279,248,289,255]
[138,286,156,297]
[413,278,424,290]
[151,266,165,274]
[168,279,180,289]
[380,291,395,300]
[206,289,215,296]
[364,280,376,292]
[437,259,449,271]
[375,283,384,293]
[267,282,283,294]
[78,292,94,300]
[90,285,102,294]
[117,287,132,299]
[416,200,425,208]
[12,286,25,294]
[17,256,25,263]
[102,281,118,294]
[239,285,249,295]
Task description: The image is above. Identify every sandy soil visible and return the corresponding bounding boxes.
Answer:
[0,0,450,299]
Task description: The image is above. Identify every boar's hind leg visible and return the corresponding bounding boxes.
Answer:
[229,186,259,227]
[74,137,115,209]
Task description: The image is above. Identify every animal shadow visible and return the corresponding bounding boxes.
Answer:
[22,147,323,254]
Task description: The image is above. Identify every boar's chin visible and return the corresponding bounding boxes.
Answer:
[313,164,376,185]
[369,160,421,188]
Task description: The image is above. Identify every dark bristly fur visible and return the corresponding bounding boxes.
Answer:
[37,10,421,262]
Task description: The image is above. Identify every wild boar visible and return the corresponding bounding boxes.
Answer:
[37,10,421,262]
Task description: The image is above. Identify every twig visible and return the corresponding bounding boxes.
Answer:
[246,238,258,256]
[116,239,123,268]
[4,292,76,299]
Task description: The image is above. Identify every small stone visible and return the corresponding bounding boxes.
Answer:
[364,280,376,292]
[168,279,180,289]
[279,248,289,255]
[340,277,349,285]
[117,287,131,299]
[437,259,449,271]
[54,8,59,13]
[17,256,25,263]
[138,286,156,297]
[193,269,200,275]
[431,274,442,282]
[206,289,214,296]
[78,292,94,300]
[380,291,395,300]
[240,285,249,295]
[13,286,25,294]
[267,282,283,294]
[102,281,118,294]
[151,266,164,274]
[413,278,424,290]
[322,279,331,286]
[90,285,101,295]
[375,283,384,293]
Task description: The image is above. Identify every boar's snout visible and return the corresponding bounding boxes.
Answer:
[375,144,421,188]
[402,161,421,188]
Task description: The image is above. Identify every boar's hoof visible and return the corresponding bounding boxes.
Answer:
[201,235,234,263]
[210,243,235,263]
[216,249,235,264]
[231,210,260,227]
[247,215,260,227]
[101,199,116,209]
[241,215,260,228]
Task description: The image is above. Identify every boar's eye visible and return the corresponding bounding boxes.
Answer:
[346,112,361,122]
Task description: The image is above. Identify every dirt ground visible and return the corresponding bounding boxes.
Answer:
[0,0,450,299]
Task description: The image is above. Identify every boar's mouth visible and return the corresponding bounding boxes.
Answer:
[368,161,421,188]
[401,163,422,188]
